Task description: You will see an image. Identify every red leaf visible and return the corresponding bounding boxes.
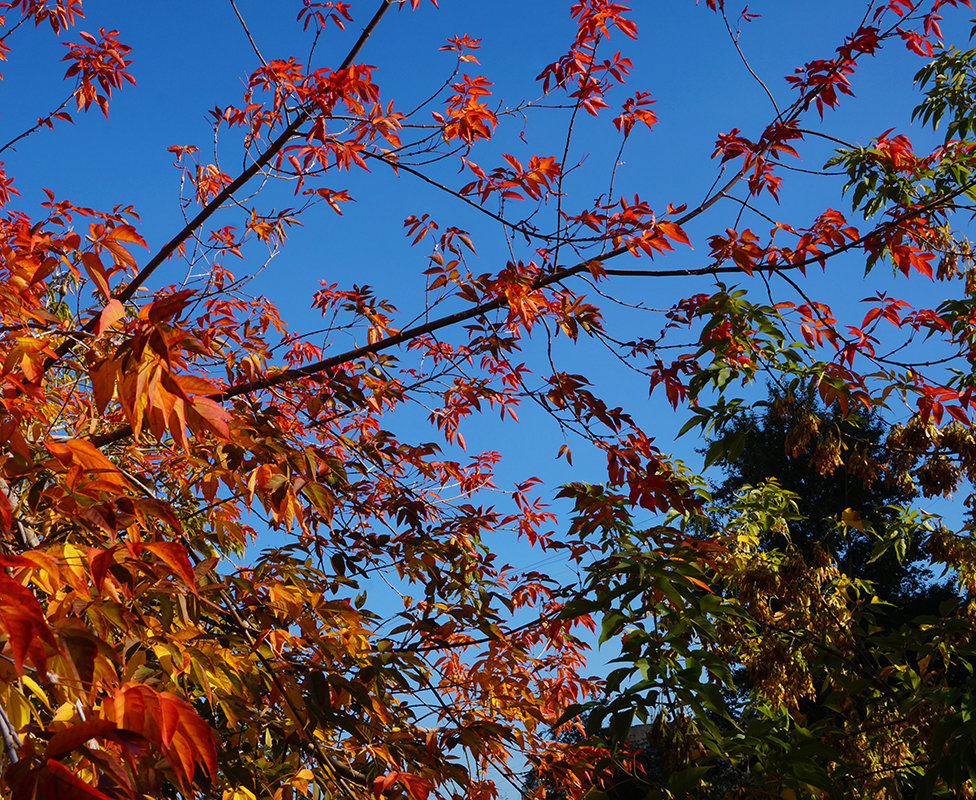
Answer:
[0,489,11,536]
[373,772,402,798]
[373,771,432,800]
[947,404,971,425]
[167,724,217,790]
[157,691,182,748]
[86,547,117,593]
[45,720,120,760]
[145,289,196,324]
[33,759,117,800]
[0,573,53,675]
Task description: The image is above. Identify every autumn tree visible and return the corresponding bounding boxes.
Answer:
[2,1,976,800]
[709,386,957,614]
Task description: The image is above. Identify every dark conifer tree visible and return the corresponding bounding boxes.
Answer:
[708,387,954,617]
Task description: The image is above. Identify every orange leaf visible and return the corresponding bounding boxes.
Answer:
[46,439,127,488]
[80,252,111,299]
[159,695,217,788]
[95,298,125,336]
[103,237,135,268]
[109,224,147,247]
[188,395,231,439]
[101,684,217,791]
[88,358,118,415]
[144,541,198,592]
[657,221,690,246]
[397,772,432,800]
[176,373,220,396]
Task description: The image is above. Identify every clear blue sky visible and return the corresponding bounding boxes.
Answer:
[3,0,972,633]
[5,4,974,796]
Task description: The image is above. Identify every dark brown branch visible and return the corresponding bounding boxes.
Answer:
[91,167,750,447]
[46,0,396,366]
[92,167,976,451]
[90,165,752,448]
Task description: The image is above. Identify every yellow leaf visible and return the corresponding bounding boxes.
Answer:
[841,507,864,531]
[20,674,51,710]
[52,702,76,723]
[4,686,33,728]
[223,789,257,800]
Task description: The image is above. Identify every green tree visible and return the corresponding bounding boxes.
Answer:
[567,482,976,799]
[534,390,965,798]
[539,9,976,800]
[709,386,957,617]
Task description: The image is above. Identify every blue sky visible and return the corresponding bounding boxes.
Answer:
[3,0,974,649]
[5,3,976,796]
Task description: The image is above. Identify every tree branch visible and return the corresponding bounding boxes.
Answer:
[45,0,397,366]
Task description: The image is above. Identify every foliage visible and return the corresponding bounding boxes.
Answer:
[1,2,976,800]
[572,489,976,799]
[709,388,956,614]
[560,391,964,799]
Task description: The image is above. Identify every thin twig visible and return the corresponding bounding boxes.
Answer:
[229,0,268,67]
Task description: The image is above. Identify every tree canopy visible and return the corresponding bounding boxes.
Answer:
[710,389,956,613]
[1,2,976,800]
[561,391,965,799]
